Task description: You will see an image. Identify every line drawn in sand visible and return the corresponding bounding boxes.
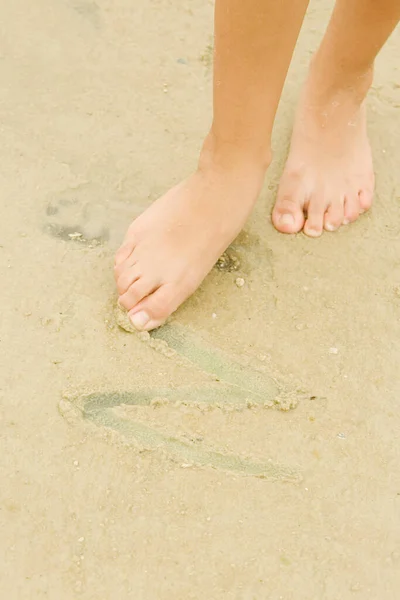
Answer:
[59,309,301,483]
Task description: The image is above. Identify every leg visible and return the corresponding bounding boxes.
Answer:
[115,0,309,331]
[273,0,400,237]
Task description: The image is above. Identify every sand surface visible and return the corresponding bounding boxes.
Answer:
[1,1,400,598]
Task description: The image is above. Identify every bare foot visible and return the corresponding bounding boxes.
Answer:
[273,62,375,237]
[114,138,268,331]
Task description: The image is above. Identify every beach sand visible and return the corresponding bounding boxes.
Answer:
[1,0,400,598]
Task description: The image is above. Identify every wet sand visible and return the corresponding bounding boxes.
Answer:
[1,0,400,598]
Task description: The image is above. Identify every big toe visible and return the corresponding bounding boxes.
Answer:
[119,276,158,312]
[129,284,180,332]
[272,192,305,234]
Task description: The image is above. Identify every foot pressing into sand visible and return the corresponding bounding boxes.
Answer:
[273,62,374,237]
[115,141,267,331]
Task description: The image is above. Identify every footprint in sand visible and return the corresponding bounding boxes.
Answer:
[44,183,124,246]
[60,310,301,483]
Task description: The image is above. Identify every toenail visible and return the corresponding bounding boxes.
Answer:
[325,223,337,232]
[304,227,322,238]
[343,218,350,225]
[278,214,295,227]
[130,311,150,330]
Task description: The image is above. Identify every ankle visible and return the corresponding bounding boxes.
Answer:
[199,130,272,175]
[308,52,374,100]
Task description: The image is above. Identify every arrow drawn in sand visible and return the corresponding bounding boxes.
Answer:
[59,313,301,483]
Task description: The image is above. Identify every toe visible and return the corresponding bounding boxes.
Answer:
[272,190,305,234]
[358,188,373,214]
[116,265,141,296]
[303,195,326,238]
[129,285,179,332]
[118,276,158,311]
[343,194,360,225]
[324,199,345,232]
[114,255,136,281]
[115,234,136,266]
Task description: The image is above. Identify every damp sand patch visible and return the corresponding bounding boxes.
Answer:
[59,309,301,482]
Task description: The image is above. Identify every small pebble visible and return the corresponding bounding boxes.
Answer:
[337,432,346,439]
[329,347,339,354]
[235,277,245,288]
